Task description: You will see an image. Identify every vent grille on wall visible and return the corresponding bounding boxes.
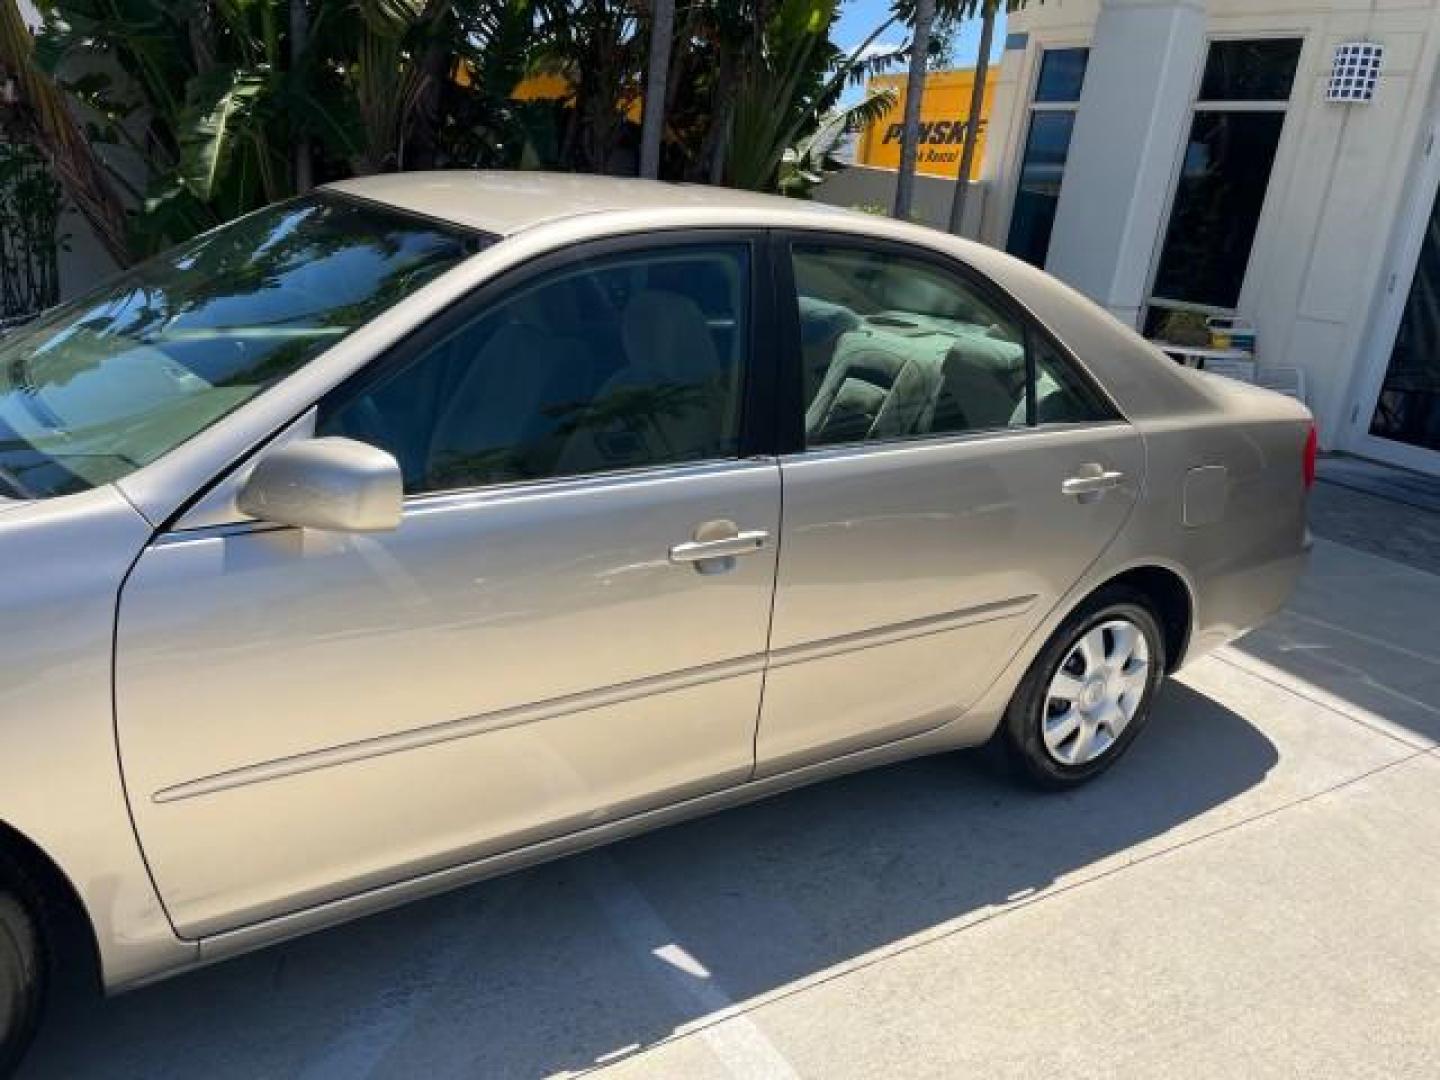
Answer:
[1328,42,1384,104]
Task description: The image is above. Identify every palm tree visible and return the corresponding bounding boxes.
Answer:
[0,0,132,266]
[723,0,901,193]
[638,0,674,179]
[292,0,314,192]
[946,0,1036,234]
[779,87,896,197]
[533,0,644,174]
[22,0,534,253]
[891,0,934,220]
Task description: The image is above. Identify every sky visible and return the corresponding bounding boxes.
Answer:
[833,0,1009,105]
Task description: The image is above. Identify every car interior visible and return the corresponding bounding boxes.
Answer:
[794,246,1105,446]
[321,243,1106,494]
[321,249,748,493]
[796,248,1030,447]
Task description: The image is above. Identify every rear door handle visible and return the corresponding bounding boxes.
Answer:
[669,530,771,564]
[1062,466,1126,500]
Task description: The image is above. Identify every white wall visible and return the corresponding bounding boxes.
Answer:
[57,207,120,298]
[984,0,1440,451]
[1045,0,1208,327]
[812,165,989,239]
[977,0,1101,250]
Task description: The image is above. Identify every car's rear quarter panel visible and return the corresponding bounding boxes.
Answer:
[917,236,1313,744]
[944,382,1311,752]
[1127,378,1312,663]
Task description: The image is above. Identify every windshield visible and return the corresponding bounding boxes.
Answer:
[0,193,488,500]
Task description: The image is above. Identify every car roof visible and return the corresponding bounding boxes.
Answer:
[324,170,852,237]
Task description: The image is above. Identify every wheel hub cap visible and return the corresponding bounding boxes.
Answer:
[1041,617,1151,766]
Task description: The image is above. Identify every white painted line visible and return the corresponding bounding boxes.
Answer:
[1286,608,1440,667]
[1212,648,1436,749]
[578,854,799,1079]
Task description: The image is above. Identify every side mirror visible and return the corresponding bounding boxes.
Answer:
[238,437,403,533]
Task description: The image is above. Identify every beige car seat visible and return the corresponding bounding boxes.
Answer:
[933,331,1027,433]
[556,289,733,474]
[807,313,1024,444]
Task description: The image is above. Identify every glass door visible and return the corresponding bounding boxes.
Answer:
[1354,128,1440,474]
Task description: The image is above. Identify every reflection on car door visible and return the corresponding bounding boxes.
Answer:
[114,236,781,937]
[756,236,1145,772]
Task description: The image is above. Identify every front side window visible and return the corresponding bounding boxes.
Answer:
[0,195,485,500]
[1145,38,1302,336]
[320,244,750,494]
[1006,47,1090,268]
[791,242,1111,449]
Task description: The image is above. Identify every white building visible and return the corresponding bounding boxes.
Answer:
[976,0,1440,476]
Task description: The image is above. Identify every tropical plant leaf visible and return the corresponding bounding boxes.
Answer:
[724,0,838,190]
[781,87,895,198]
[838,86,897,133]
[0,0,135,265]
[177,67,269,203]
[844,41,908,87]
[136,181,213,250]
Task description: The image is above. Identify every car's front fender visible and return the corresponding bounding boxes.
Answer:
[0,486,196,990]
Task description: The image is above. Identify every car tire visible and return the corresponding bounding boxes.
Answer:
[0,864,44,1079]
[1001,586,1167,790]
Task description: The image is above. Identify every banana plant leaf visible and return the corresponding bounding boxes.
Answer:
[177,67,271,204]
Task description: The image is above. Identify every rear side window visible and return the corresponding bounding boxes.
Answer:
[789,242,1110,449]
[319,244,750,494]
[1031,332,1112,424]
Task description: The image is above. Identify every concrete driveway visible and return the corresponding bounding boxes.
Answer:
[21,492,1440,1079]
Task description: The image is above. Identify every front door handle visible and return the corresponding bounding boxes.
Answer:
[669,531,771,563]
[1062,464,1126,502]
[670,520,771,574]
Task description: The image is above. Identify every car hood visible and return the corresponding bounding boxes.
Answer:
[0,485,154,586]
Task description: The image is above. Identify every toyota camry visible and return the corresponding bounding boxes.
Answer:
[0,172,1314,1068]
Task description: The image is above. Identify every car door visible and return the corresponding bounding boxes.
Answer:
[756,234,1145,773]
[115,234,781,938]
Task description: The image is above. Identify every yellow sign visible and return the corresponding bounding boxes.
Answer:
[509,72,571,102]
[857,68,999,179]
[460,68,644,123]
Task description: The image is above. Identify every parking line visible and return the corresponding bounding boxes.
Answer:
[1213,648,1438,749]
[578,854,799,1079]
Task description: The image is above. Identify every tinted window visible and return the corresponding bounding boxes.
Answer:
[1033,48,1090,103]
[1033,334,1112,424]
[321,245,750,493]
[1146,39,1299,318]
[1006,111,1079,268]
[0,195,483,500]
[1199,39,1302,102]
[1151,110,1287,308]
[790,244,1109,448]
[1006,47,1089,268]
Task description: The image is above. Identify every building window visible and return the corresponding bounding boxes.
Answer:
[1144,38,1303,339]
[1006,48,1090,268]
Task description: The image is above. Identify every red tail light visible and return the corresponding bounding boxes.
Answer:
[1302,423,1318,490]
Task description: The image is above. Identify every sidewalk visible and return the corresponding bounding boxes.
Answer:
[1309,456,1440,576]
[20,472,1440,1079]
